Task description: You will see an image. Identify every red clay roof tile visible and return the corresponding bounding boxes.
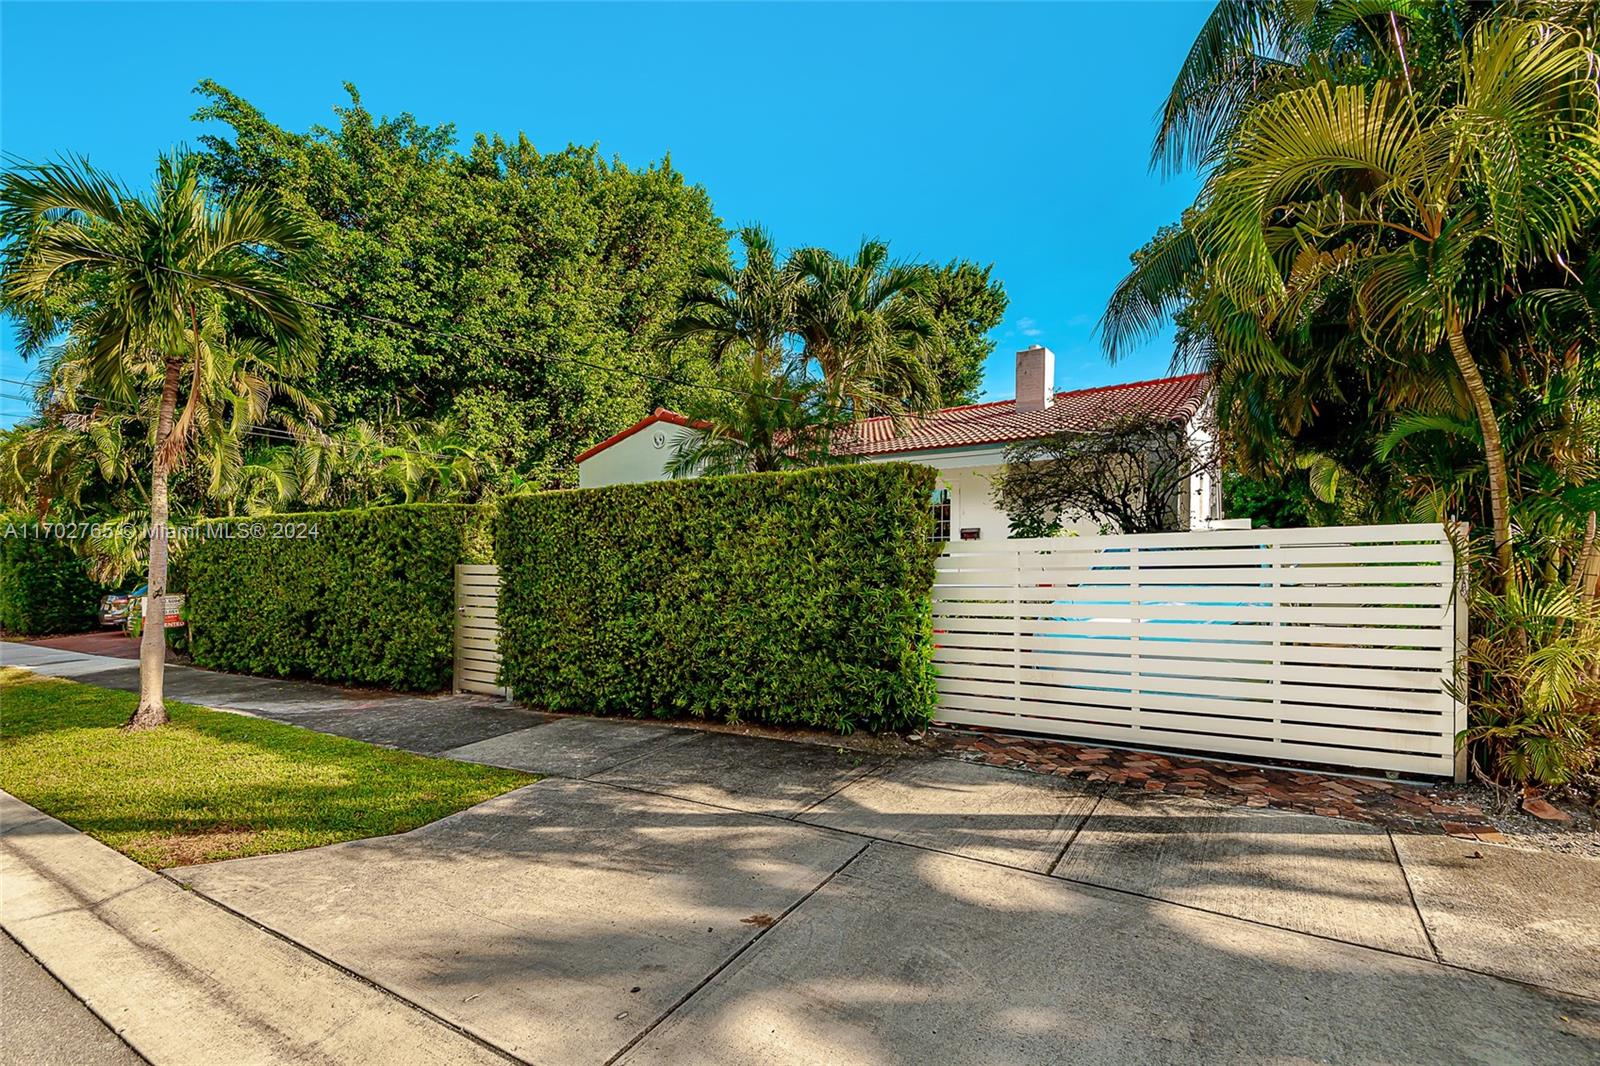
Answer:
[833,373,1210,457]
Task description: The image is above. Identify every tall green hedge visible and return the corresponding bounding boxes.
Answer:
[175,504,491,690]
[0,523,100,636]
[496,463,939,733]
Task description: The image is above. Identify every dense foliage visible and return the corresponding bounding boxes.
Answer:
[1,85,1007,551]
[496,464,939,733]
[192,81,730,487]
[0,524,99,635]
[1105,1,1600,785]
[175,503,490,690]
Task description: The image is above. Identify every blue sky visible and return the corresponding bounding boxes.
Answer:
[0,1,1209,428]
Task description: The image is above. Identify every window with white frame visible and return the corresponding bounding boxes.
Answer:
[930,488,952,541]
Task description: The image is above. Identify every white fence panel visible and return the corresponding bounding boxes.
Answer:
[933,523,1466,780]
[454,564,506,697]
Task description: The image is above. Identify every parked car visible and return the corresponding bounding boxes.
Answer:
[98,584,146,630]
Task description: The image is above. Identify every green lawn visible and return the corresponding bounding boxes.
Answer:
[0,668,536,868]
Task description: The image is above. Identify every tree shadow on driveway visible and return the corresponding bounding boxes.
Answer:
[166,775,1600,1066]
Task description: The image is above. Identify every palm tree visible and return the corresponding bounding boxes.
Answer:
[663,362,845,477]
[1200,19,1600,586]
[1106,13,1600,593]
[1,152,315,728]
[668,229,941,415]
[790,240,939,420]
[664,225,797,378]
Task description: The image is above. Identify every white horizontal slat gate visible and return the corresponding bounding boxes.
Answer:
[454,564,505,697]
[933,523,1467,780]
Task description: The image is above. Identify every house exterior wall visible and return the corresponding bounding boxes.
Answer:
[576,421,697,489]
[574,401,1223,535]
[1183,408,1225,529]
[860,446,1101,541]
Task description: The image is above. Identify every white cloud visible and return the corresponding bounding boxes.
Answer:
[1015,316,1044,338]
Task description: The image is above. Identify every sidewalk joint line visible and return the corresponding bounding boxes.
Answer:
[602,841,872,1066]
[1388,828,1444,964]
[158,871,532,1066]
[1045,786,1105,877]
[787,757,894,820]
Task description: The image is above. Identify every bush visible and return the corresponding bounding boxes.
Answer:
[175,504,491,690]
[497,463,939,733]
[1464,579,1600,787]
[0,523,100,636]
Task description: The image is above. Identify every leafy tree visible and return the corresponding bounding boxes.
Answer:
[665,226,797,369]
[922,261,1008,405]
[992,411,1219,535]
[0,153,316,729]
[1105,7,1600,592]
[664,365,846,477]
[664,229,988,469]
[191,81,729,486]
[1221,470,1318,528]
[662,228,849,474]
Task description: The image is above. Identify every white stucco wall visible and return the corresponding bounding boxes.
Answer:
[1183,407,1224,528]
[861,446,1102,541]
[576,420,699,489]
[576,409,1221,537]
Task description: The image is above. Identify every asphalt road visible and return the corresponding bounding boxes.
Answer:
[1,931,143,1066]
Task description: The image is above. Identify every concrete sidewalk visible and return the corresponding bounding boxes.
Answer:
[6,644,1600,1064]
[0,793,507,1066]
[2,640,544,754]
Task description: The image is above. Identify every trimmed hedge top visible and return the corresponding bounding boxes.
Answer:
[176,503,490,690]
[496,463,939,734]
[0,521,100,637]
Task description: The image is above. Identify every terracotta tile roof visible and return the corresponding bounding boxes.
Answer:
[574,373,1210,466]
[834,373,1211,457]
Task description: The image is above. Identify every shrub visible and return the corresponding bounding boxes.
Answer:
[174,504,491,690]
[0,522,100,636]
[1463,578,1600,787]
[497,463,939,733]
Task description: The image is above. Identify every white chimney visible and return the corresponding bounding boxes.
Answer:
[1014,344,1055,412]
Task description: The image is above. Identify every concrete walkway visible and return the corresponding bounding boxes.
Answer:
[4,643,1599,1064]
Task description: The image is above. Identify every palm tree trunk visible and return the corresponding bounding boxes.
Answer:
[126,353,182,731]
[1576,511,1598,607]
[1445,318,1514,594]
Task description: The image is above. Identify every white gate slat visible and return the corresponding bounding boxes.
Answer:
[934,544,1459,569]
[934,564,1451,589]
[934,523,1463,779]
[935,617,1453,648]
[938,584,1452,607]
[935,672,1451,719]
[935,634,1445,671]
[935,603,1450,626]
[934,687,1451,736]
[936,705,1453,776]
[455,563,506,697]
[945,521,1449,552]
[935,658,1449,707]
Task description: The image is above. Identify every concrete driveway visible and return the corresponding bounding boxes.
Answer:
[7,642,1600,1064]
[177,729,1598,1064]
